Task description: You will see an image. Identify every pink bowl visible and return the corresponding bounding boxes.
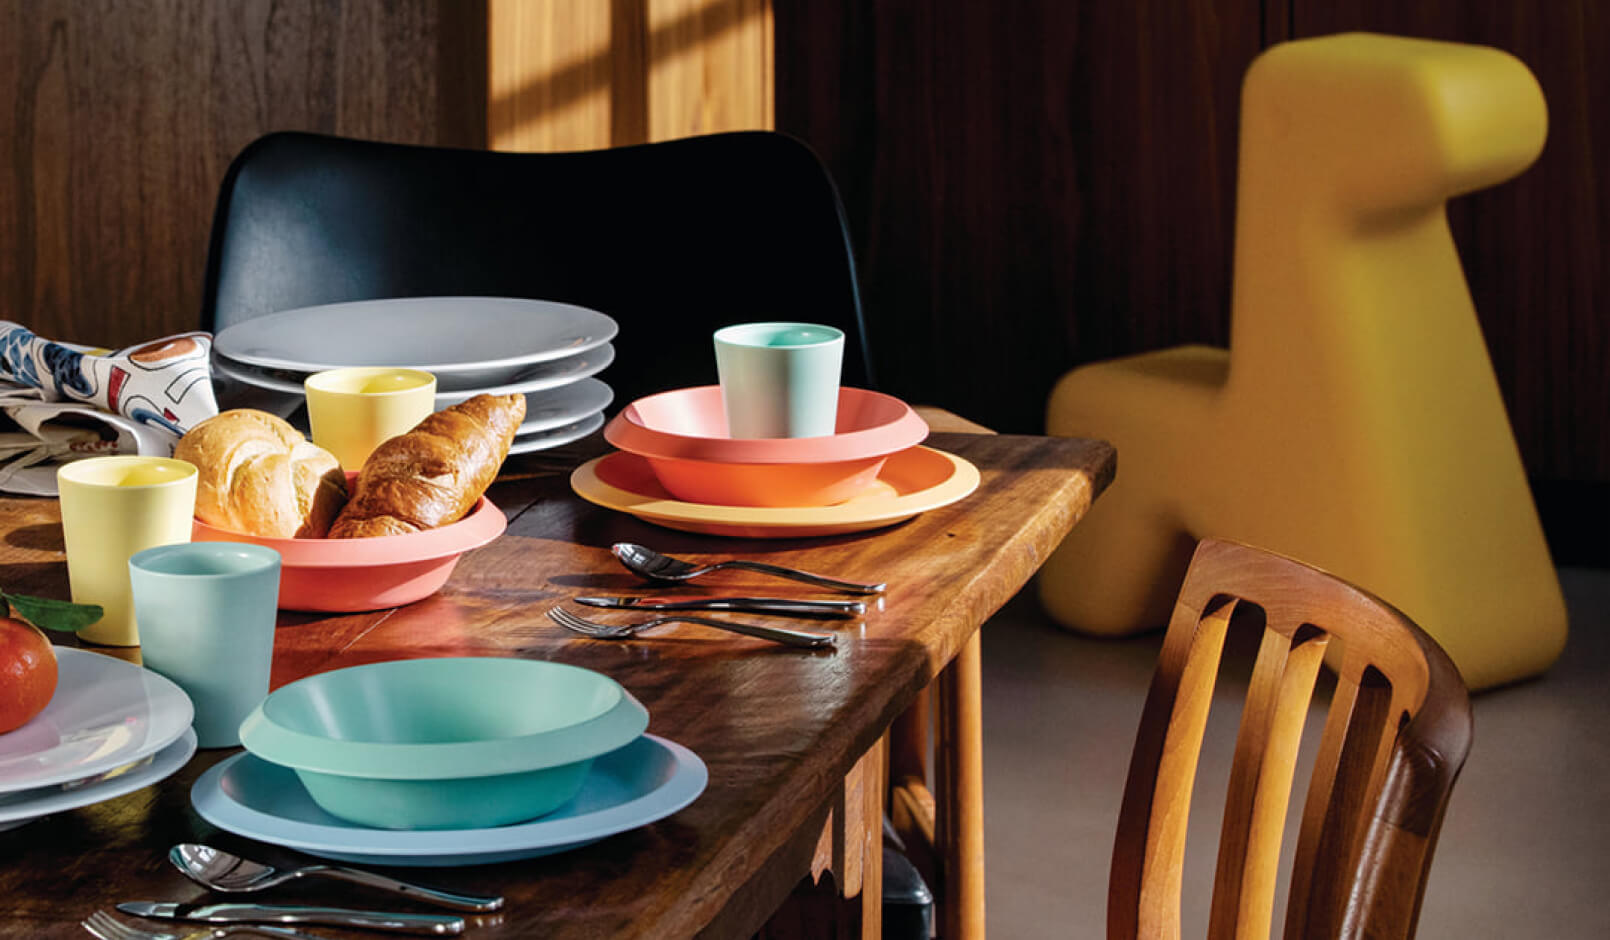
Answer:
[190,482,505,612]
[603,386,929,507]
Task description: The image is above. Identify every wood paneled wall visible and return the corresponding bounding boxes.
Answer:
[1,0,769,349]
[1,0,485,349]
[487,0,771,152]
[779,2,1262,448]
[776,1,1610,505]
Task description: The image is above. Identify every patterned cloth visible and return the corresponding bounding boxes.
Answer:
[0,322,219,494]
[0,322,218,437]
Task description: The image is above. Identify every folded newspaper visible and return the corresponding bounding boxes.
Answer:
[0,322,218,495]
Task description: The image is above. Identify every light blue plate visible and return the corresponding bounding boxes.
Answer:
[190,735,706,867]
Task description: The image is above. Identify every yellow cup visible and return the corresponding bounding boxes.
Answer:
[304,367,437,471]
[56,456,199,647]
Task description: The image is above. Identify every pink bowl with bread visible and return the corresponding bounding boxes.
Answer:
[603,386,929,507]
[175,397,524,612]
[191,484,505,612]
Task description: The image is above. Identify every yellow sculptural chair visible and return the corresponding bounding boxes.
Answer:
[1039,33,1566,691]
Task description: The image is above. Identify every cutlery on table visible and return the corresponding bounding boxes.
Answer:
[115,901,463,936]
[612,542,886,595]
[549,606,836,650]
[575,595,866,617]
[83,908,324,940]
[169,843,503,913]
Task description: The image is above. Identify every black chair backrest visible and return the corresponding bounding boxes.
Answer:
[201,131,873,408]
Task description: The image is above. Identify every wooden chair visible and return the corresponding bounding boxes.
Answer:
[1111,537,1472,940]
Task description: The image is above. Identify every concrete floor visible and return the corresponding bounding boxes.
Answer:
[980,567,1610,938]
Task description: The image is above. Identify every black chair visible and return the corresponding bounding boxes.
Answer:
[200,130,876,409]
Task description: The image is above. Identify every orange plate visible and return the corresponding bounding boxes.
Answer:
[569,446,980,538]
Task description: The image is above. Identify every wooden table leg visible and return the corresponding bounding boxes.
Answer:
[759,736,888,939]
[860,738,885,940]
[936,630,985,939]
[888,684,937,881]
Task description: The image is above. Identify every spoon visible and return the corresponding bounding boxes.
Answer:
[169,844,503,913]
[612,542,886,595]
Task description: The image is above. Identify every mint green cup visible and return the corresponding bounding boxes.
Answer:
[714,322,845,438]
[129,542,281,749]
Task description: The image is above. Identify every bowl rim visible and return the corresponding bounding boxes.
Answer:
[238,657,650,780]
[604,385,928,464]
[191,492,506,567]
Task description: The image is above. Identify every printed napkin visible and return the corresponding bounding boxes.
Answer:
[0,322,219,495]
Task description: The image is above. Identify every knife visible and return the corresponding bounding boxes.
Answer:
[116,901,464,935]
[576,595,866,617]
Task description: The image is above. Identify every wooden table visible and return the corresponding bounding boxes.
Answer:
[0,429,1113,938]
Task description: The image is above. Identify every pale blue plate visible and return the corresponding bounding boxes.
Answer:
[190,735,706,866]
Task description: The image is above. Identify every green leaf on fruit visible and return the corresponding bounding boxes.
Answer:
[2,591,104,633]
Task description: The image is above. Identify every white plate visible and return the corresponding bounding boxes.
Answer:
[508,411,605,455]
[515,378,613,435]
[190,734,707,866]
[213,297,618,390]
[0,728,197,832]
[214,345,616,402]
[0,647,194,794]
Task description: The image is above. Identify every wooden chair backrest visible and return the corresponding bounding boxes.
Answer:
[1109,537,1473,939]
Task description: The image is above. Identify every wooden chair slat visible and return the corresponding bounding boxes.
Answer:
[1107,538,1472,940]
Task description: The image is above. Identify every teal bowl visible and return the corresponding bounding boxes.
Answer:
[237,657,649,830]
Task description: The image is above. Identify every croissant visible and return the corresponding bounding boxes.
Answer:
[175,409,349,539]
[328,393,525,538]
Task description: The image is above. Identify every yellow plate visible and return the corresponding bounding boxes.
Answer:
[570,446,981,538]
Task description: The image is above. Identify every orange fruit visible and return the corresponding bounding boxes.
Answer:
[0,615,58,734]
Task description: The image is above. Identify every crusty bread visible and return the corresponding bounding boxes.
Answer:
[328,393,525,538]
[175,409,349,539]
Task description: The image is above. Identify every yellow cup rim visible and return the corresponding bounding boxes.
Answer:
[56,455,198,488]
[304,367,437,397]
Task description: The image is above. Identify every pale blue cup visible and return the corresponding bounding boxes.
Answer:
[129,542,281,749]
[714,322,845,438]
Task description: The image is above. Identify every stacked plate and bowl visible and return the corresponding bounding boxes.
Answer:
[191,657,708,866]
[573,386,983,537]
[211,296,619,456]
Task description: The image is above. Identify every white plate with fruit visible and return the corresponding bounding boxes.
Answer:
[0,642,192,795]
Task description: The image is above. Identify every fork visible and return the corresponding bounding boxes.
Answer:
[548,606,835,649]
[82,909,323,940]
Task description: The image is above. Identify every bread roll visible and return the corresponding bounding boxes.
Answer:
[328,393,525,538]
[175,409,349,538]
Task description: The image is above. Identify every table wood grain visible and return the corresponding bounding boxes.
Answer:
[0,430,1113,938]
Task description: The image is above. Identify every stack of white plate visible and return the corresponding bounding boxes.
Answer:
[212,297,619,456]
[0,648,197,831]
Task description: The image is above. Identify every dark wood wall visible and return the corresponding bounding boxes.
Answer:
[775,1,1610,511]
[1,0,484,347]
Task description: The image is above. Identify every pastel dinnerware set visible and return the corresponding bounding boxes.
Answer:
[51,454,279,747]
[211,296,620,456]
[1,457,267,828]
[574,322,982,537]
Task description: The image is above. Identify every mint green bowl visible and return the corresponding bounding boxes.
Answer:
[237,657,649,830]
